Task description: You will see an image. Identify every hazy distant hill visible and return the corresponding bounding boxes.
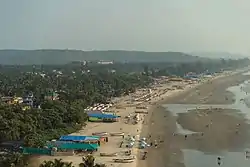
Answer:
[0,50,210,65]
[190,52,247,59]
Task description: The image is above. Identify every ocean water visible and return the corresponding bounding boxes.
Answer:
[163,71,250,167]
[182,149,250,167]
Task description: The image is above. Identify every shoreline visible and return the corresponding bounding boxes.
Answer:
[30,72,206,167]
[138,70,250,167]
[29,69,249,167]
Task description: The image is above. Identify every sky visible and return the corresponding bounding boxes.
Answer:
[0,0,250,54]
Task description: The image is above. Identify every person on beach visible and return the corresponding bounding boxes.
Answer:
[246,150,250,159]
[184,135,188,140]
[142,151,148,160]
[154,140,158,148]
[217,157,222,166]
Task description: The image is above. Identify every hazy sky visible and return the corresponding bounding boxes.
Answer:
[1,0,250,54]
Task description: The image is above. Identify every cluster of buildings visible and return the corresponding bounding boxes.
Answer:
[0,104,120,156]
[0,91,59,110]
[84,103,120,122]
[87,111,119,122]
[8,135,109,156]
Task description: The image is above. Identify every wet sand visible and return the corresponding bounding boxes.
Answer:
[166,73,249,104]
[138,72,250,167]
[29,75,200,167]
[177,108,250,152]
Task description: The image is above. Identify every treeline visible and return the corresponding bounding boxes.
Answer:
[0,58,249,167]
[0,73,151,143]
[0,65,152,167]
[0,58,249,144]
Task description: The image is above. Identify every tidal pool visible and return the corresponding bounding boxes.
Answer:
[164,72,250,166]
[182,149,250,167]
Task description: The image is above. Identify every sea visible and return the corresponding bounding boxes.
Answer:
[162,71,250,167]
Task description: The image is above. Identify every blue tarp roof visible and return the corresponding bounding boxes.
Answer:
[59,135,99,141]
[46,141,99,150]
[87,113,118,119]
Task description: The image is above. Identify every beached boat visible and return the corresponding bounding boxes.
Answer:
[113,157,135,163]
[135,110,148,114]
[92,132,108,136]
[114,156,135,160]
[113,159,134,163]
[110,132,125,136]
[100,152,118,157]
[136,106,147,109]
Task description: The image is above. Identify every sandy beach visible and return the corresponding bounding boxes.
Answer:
[29,69,250,167]
[138,71,250,167]
[29,72,205,166]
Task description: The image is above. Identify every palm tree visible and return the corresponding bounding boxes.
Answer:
[39,159,74,167]
[79,155,106,167]
[39,156,106,167]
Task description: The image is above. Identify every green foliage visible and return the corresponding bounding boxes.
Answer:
[0,59,249,167]
[39,155,106,167]
[0,67,152,144]
[0,152,28,167]
[39,159,74,167]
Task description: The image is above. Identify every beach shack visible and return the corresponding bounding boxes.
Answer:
[59,135,108,144]
[46,141,99,152]
[22,147,52,155]
[87,113,119,122]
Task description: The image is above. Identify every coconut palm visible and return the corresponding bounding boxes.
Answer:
[79,155,106,167]
[39,159,74,167]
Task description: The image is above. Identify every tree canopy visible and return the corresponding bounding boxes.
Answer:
[0,58,249,167]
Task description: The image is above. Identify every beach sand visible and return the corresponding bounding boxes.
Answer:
[138,72,250,167]
[166,72,249,104]
[177,108,250,152]
[29,70,250,167]
[29,76,198,167]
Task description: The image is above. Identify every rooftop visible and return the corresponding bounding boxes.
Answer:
[59,135,99,141]
[87,113,118,119]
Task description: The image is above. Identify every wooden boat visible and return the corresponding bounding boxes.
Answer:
[114,156,135,160]
[136,106,147,109]
[113,158,134,163]
[135,110,148,114]
[100,152,118,157]
[92,132,108,136]
[110,132,125,136]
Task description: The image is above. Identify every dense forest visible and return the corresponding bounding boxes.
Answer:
[0,57,249,167]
